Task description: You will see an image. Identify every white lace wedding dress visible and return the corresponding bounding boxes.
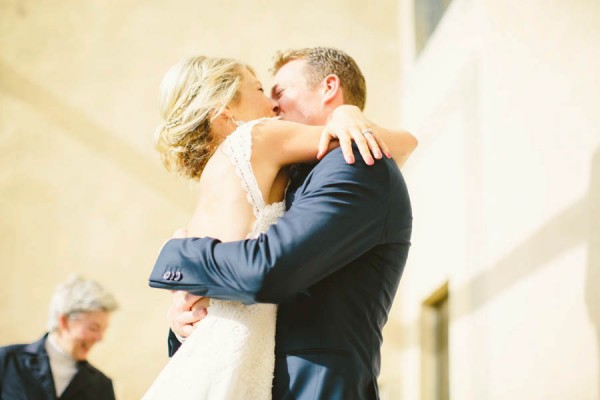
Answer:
[143,118,284,400]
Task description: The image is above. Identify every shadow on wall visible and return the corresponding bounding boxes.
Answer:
[0,59,189,211]
[392,147,600,369]
[585,147,600,398]
[0,177,59,335]
[450,146,599,395]
[452,189,588,320]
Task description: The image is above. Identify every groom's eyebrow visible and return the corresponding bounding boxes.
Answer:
[271,84,280,98]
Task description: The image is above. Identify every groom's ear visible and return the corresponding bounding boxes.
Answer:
[321,74,342,105]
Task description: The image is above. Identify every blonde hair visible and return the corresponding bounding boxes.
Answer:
[271,47,367,110]
[47,275,118,332]
[155,56,248,180]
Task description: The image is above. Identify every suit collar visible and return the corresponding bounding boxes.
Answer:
[20,334,98,399]
[19,334,57,399]
[286,163,316,209]
[23,333,49,355]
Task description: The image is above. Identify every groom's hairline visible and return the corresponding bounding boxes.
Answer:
[270,47,367,110]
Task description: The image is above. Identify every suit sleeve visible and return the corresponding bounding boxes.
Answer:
[149,150,394,304]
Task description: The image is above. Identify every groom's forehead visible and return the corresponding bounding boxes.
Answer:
[272,63,310,91]
[275,60,310,81]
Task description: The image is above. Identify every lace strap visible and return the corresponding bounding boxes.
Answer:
[222,118,275,216]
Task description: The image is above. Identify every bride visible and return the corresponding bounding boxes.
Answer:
[144,55,416,399]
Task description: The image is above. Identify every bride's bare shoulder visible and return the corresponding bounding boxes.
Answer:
[247,119,289,151]
[251,118,291,138]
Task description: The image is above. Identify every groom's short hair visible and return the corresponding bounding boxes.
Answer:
[271,47,367,110]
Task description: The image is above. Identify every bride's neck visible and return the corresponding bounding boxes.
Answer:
[210,120,236,143]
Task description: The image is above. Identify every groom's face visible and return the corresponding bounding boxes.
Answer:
[271,60,325,126]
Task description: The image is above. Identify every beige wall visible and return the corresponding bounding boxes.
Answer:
[379,0,600,399]
[0,0,401,398]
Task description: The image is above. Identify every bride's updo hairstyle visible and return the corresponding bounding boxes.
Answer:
[155,56,247,179]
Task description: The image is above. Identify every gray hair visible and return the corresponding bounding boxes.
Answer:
[47,275,119,332]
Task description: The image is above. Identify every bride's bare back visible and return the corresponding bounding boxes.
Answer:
[186,122,291,242]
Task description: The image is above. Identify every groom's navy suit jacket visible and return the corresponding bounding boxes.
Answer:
[150,146,412,400]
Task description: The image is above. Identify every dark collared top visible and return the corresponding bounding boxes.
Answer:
[0,334,115,400]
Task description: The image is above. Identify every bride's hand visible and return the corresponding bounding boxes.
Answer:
[169,291,210,339]
[317,105,392,164]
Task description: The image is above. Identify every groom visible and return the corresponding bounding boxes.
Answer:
[150,47,413,399]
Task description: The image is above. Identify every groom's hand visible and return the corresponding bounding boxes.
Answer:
[168,291,210,339]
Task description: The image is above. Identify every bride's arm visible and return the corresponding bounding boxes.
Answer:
[251,108,417,170]
[370,125,417,167]
[251,119,374,168]
[322,105,418,168]
[252,116,397,169]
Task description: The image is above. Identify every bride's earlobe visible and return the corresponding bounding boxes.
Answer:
[220,107,234,120]
[220,107,245,127]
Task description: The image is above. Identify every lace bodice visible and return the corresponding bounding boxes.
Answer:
[144,118,283,400]
[221,117,285,237]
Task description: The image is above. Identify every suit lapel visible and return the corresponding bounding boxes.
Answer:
[20,336,57,399]
[285,163,315,209]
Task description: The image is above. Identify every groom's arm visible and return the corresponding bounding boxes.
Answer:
[150,150,406,303]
